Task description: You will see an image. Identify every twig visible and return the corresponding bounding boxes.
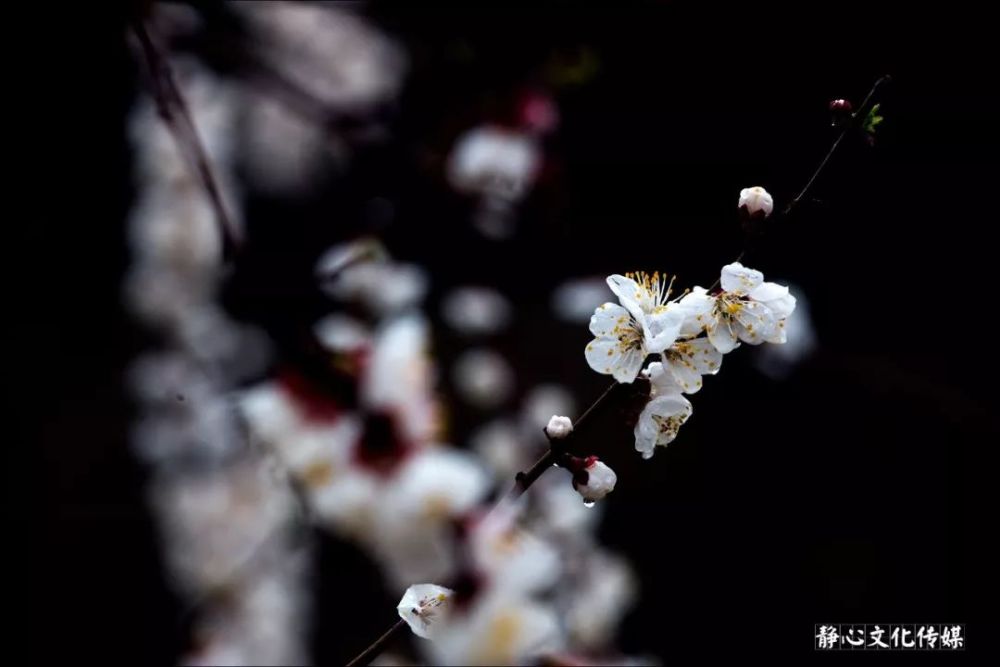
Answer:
[131,18,243,259]
[708,74,892,290]
[345,618,407,667]
[782,75,892,216]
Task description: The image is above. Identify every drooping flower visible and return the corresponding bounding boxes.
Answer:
[585,272,686,383]
[633,363,693,459]
[679,263,797,353]
[398,584,455,639]
[571,456,618,504]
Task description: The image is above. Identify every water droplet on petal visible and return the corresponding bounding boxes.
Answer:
[583,500,595,508]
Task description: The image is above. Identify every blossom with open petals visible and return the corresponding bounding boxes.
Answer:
[585,272,685,383]
[633,363,692,459]
[679,263,796,353]
[398,584,454,639]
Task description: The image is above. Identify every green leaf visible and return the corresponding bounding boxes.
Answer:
[863,103,884,135]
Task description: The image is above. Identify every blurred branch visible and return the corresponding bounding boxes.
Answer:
[130,18,243,259]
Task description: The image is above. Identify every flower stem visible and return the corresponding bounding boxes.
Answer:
[510,379,618,501]
[345,618,407,667]
[130,18,243,259]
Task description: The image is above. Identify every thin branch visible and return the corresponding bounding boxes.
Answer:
[131,18,243,259]
[345,618,407,667]
[708,74,892,291]
[783,75,892,216]
[347,380,622,666]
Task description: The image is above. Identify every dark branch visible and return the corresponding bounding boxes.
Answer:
[708,74,892,291]
[130,18,243,260]
[345,618,407,667]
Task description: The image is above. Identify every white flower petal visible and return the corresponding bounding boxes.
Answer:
[733,300,777,345]
[613,347,645,383]
[765,317,789,344]
[707,318,739,354]
[678,287,716,338]
[748,281,787,303]
[585,336,644,383]
[634,393,692,457]
[585,337,621,375]
[720,263,763,295]
[633,413,658,459]
[666,355,703,394]
[678,338,723,374]
[606,274,647,322]
[757,286,797,320]
[640,306,685,353]
[588,302,631,337]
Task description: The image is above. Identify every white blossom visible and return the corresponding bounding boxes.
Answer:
[633,363,693,459]
[397,584,454,639]
[739,186,774,218]
[586,272,686,383]
[545,415,573,440]
[679,263,797,353]
[573,457,618,503]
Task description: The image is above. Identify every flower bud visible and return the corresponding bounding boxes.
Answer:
[829,98,853,113]
[545,415,574,440]
[829,98,853,127]
[571,456,617,503]
[738,186,774,220]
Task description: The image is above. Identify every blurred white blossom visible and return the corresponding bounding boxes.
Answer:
[552,276,613,323]
[441,286,512,335]
[447,126,541,201]
[452,348,515,409]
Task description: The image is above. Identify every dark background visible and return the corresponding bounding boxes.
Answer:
[17,1,995,663]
